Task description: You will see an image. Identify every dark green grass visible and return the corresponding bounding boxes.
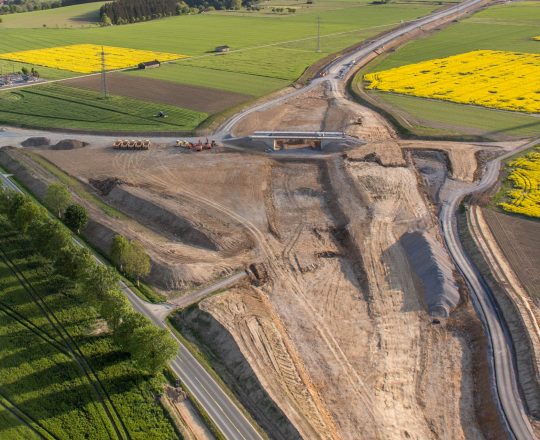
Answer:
[0,407,41,440]
[0,84,207,132]
[0,217,178,439]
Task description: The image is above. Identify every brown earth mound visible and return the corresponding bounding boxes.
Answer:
[21,137,50,147]
[64,73,252,114]
[51,139,88,150]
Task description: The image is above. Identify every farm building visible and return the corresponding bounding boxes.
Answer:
[138,60,161,69]
[215,45,231,53]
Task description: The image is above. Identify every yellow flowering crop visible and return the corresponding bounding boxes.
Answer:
[0,44,187,74]
[364,50,540,113]
[499,146,540,218]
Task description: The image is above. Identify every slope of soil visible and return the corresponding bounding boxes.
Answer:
[173,294,305,440]
[400,230,460,317]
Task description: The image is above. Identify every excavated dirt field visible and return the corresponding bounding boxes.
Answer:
[65,73,252,114]
[20,143,496,439]
[3,79,509,439]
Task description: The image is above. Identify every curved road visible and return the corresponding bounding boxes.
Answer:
[440,138,540,440]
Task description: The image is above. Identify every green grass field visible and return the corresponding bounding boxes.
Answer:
[355,1,540,139]
[0,1,439,86]
[0,0,445,131]
[0,216,177,439]
[0,84,207,132]
[0,2,105,28]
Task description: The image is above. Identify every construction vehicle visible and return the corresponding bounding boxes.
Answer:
[113,139,150,150]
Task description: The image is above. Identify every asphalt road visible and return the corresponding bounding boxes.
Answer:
[218,0,488,136]
[440,138,540,440]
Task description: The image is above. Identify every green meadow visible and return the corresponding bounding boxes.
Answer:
[355,1,540,139]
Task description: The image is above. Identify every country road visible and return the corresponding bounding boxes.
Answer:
[0,170,263,440]
[440,137,540,440]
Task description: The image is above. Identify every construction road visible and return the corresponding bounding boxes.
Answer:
[1,0,536,438]
[440,137,540,440]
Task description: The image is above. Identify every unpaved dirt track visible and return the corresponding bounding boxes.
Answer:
[439,137,540,440]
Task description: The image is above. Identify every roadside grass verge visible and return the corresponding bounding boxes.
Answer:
[0,216,178,439]
[0,84,207,132]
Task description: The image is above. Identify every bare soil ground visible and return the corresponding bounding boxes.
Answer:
[482,208,540,302]
[64,73,252,114]
[2,73,508,439]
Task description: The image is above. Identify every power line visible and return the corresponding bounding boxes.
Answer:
[316,16,321,53]
[100,46,109,99]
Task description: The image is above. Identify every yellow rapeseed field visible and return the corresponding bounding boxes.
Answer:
[0,44,187,73]
[364,50,540,113]
[500,146,540,219]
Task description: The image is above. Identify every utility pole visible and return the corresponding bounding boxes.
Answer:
[316,16,321,53]
[100,46,109,99]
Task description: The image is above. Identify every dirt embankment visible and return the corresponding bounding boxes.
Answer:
[175,287,332,440]
[465,206,540,421]
[400,230,460,317]
[0,147,252,292]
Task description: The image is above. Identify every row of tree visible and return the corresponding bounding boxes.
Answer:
[100,0,179,25]
[0,184,177,374]
[100,0,261,25]
[0,0,95,16]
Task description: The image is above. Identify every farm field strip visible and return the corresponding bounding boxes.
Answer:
[499,146,540,218]
[364,50,540,113]
[0,44,187,74]
[0,218,178,439]
[0,85,207,132]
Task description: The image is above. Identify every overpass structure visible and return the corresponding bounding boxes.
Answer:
[250,131,348,150]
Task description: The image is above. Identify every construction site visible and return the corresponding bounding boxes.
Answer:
[0,73,519,439]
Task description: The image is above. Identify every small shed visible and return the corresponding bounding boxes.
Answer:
[215,45,231,53]
[138,60,161,69]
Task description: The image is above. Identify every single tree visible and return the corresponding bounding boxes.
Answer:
[110,234,130,273]
[113,311,151,350]
[99,288,131,332]
[124,240,151,286]
[82,264,119,305]
[64,203,88,233]
[54,245,95,279]
[101,13,112,26]
[21,66,28,75]
[45,183,72,218]
[14,200,46,234]
[6,193,27,222]
[128,325,177,374]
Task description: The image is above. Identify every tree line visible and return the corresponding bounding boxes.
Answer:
[0,0,95,17]
[0,183,177,374]
[100,0,260,25]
